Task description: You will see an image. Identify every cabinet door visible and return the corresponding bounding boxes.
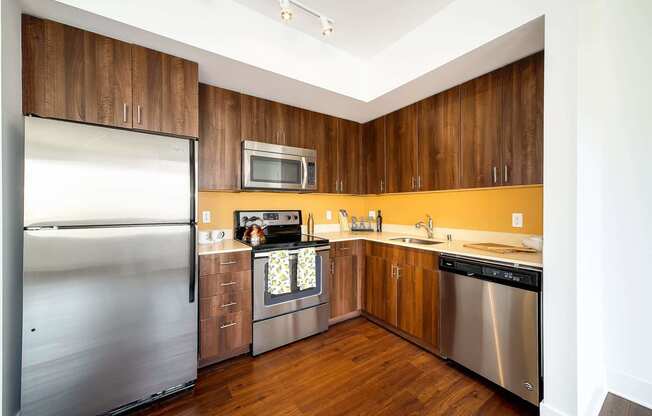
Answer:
[417,87,461,190]
[240,94,269,142]
[386,104,418,193]
[311,112,338,193]
[132,45,198,137]
[268,101,290,145]
[501,51,544,185]
[362,117,386,194]
[22,15,132,128]
[397,265,440,348]
[200,310,252,361]
[460,71,502,188]
[330,254,357,319]
[364,256,397,326]
[198,84,241,191]
[337,119,362,194]
[285,106,309,148]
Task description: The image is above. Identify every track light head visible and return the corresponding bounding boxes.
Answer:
[279,0,293,21]
[320,15,333,36]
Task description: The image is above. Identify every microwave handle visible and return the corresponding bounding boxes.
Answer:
[301,156,308,189]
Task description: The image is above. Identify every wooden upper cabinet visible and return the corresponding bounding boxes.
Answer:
[240,94,268,142]
[198,84,241,191]
[22,15,132,128]
[337,119,362,194]
[417,87,461,191]
[310,112,338,193]
[501,51,544,185]
[363,117,386,194]
[386,104,418,193]
[460,71,502,189]
[132,45,198,138]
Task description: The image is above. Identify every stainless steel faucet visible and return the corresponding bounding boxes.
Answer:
[415,214,435,239]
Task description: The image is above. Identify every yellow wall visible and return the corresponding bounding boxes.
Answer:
[198,185,543,234]
[198,192,367,229]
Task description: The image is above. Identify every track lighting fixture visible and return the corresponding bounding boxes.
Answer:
[279,0,293,21]
[320,15,333,37]
[278,0,334,36]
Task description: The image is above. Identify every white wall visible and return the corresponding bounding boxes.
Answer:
[576,0,608,413]
[1,0,24,414]
[594,0,652,409]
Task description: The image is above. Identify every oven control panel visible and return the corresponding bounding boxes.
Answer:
[235,210,301,226]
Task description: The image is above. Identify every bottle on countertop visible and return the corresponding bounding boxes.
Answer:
[307,212,315,235]
[376,210,383,232]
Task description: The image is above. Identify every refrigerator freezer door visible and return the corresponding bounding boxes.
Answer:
[24,117,192,227]
[21,226,197,416]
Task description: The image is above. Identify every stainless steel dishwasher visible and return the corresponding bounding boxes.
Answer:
[439,255,542,406]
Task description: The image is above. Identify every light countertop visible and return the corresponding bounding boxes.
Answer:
[314,231,543,269]
[198,239,251,256]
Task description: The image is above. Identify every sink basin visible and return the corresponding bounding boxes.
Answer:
[389,237,444,245]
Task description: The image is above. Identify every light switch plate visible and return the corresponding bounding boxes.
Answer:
[512,213,523,228]
[202,211,211,224]
[326,210,332,221]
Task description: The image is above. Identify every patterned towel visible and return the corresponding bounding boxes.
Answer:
[267,251,291,295]
[297,247,317,290]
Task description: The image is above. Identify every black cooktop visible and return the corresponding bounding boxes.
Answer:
[237,233,329,252]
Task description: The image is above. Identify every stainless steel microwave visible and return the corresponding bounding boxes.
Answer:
[242,140,317,191]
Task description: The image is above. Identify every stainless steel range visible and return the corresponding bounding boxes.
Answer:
[234,210,330,355]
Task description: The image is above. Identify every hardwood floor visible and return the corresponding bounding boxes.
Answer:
[600,393,652,416]
[135,318,538,416]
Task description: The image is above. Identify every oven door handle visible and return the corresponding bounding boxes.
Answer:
[254,245,331,258]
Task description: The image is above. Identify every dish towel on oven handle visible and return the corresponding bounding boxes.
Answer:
[267,250,291,295]
[297,247,317,290]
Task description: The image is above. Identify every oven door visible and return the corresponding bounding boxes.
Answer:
[253,246,330,321]
[242,149,316,190]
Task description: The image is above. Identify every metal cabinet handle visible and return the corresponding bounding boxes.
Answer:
[220,302,237,308]
[137,105,142,124]
[391,264,396,278]
[418,176,422,190]
[411,177,415,190]
[493,166,497,184]
[220,322,237,329]
[340,180,344,193]
[220,281,237,287]
[396,266,401,279]
[504,165,509,183]
[380,179,384,193]
[220,261,237,265]
[123,103,128,123]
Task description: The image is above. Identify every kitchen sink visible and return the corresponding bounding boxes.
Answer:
[389,237,444,245]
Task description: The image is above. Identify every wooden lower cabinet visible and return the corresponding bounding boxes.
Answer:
[363,242,440,351]
[329,241,363,322]
[199,252,252,367]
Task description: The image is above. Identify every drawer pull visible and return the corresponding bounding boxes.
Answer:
[220,281,237,287]
[220,302,237,308]
[220,322,237,329]
[220,261,238,265]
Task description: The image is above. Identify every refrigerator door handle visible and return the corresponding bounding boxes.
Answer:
[189,223,198,303]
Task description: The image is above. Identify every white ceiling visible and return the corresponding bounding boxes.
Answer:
[22,0,545,123]
[233,0,456,59]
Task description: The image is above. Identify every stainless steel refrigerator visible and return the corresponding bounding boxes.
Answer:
[21,117,198,416]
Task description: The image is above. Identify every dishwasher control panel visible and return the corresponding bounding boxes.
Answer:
[439,256,541,290]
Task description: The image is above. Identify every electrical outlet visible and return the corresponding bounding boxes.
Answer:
[512,213,523,228]
[202,211,211,224]
[325,210,332,221]
[369,210,376,218]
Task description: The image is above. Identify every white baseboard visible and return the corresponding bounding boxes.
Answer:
[608,369,652,410]
[540,402,572,416]
[584,387,608,416]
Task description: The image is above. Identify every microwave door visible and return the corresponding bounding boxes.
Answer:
[244,150,304,190]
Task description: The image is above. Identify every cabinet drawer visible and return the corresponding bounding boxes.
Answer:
[200,291,251,319]
[199,251,251,276]
[332,240,357,257]
[200,311,252,360]
[200,270,251,297]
